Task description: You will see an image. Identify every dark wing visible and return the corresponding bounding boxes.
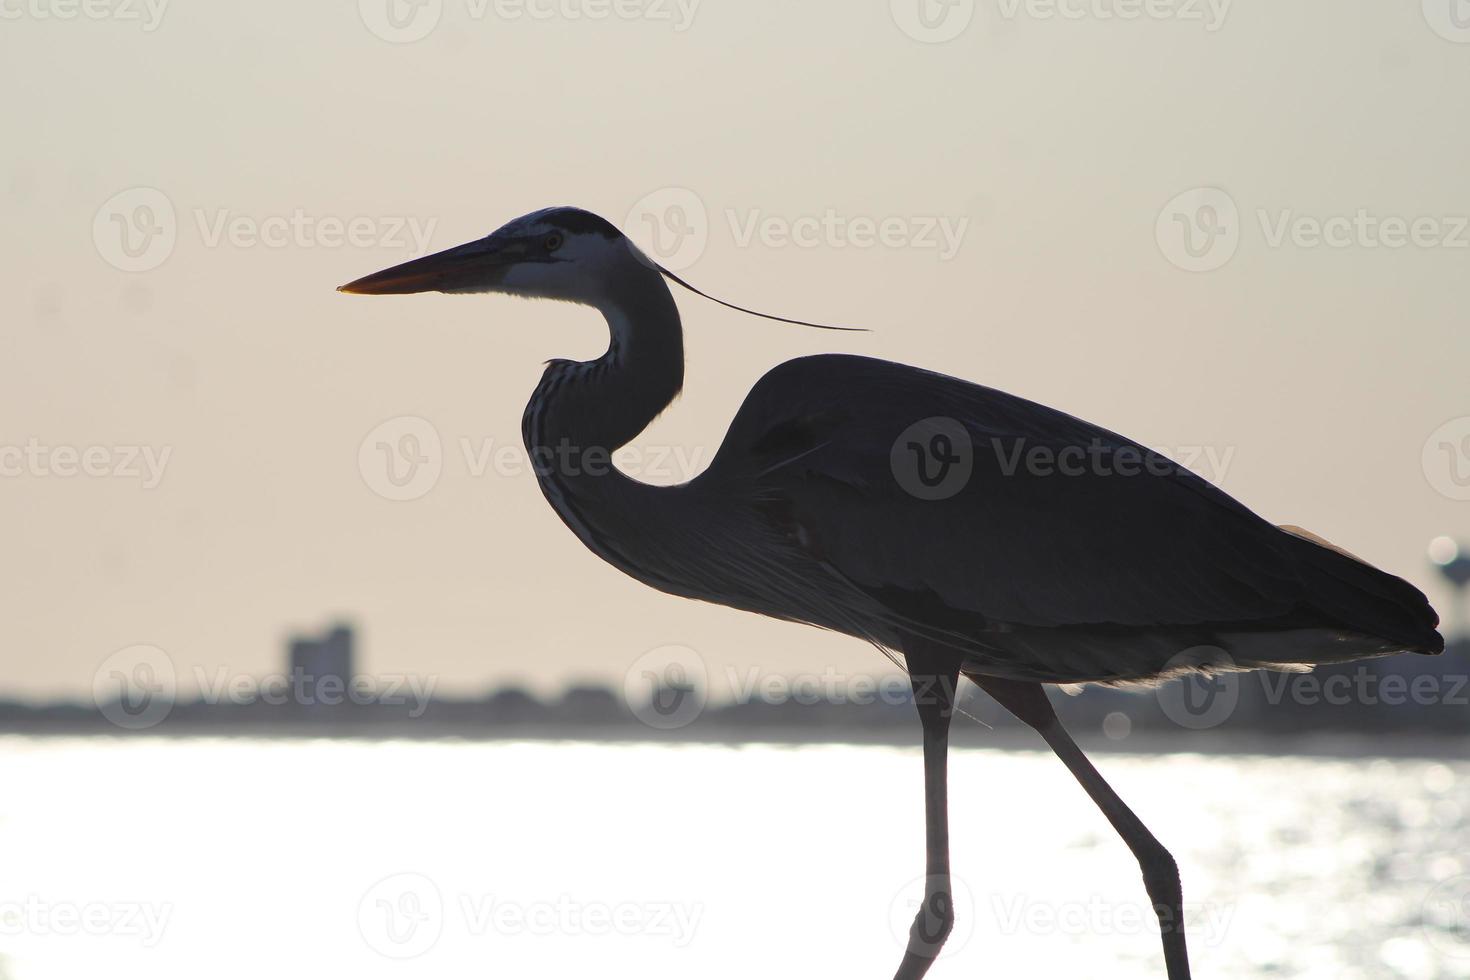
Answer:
[702,354,1440,678]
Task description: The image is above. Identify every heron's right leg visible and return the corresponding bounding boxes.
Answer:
[975,676,1192,980]
[892,648,961,980]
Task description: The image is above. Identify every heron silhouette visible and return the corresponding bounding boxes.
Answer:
[341,206,1443,979]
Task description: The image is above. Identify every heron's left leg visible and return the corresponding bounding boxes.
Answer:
[975,676,1192,980]
[892,648,961,980]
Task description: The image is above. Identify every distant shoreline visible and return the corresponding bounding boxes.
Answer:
[3,722,1465,762]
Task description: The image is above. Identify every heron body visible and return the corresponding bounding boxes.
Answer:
[342,205,1442,980]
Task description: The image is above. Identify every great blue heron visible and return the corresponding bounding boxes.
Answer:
[340,205,1443,979]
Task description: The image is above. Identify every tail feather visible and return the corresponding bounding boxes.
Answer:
[1279,525,1443,655]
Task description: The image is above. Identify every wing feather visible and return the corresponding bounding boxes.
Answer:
[702,354,1438,656]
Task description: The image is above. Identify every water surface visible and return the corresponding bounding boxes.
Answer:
[1,737,1466,979]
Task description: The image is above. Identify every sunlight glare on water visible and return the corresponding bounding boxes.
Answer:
[0,737,1467,979]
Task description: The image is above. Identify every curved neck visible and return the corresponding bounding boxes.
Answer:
[522,262,685,470]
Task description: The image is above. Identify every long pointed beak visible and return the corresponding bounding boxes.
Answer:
[337,237,505,295]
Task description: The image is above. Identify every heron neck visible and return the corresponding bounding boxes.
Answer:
[523,266,685,466]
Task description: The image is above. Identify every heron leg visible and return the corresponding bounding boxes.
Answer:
[975,676,1192,980]
[892,649,961,980]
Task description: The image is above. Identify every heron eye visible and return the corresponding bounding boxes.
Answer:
[544,233,563,252]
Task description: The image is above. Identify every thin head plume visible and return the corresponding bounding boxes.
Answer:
[656,264,869,333]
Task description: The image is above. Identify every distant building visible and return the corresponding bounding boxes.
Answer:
[287,623,356,708]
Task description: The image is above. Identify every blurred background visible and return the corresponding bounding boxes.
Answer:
[1,1,1468,978]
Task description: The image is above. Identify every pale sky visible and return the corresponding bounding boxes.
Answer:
[2,1,1468,702]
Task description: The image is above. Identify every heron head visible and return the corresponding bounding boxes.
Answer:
[340,205,865,334]
[338,206,647,303]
